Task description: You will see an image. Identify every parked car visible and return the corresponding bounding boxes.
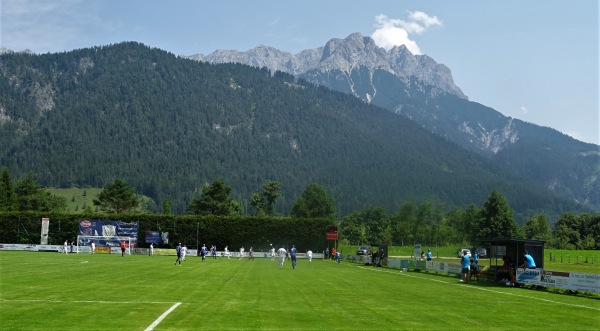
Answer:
[458,248,471,258]
[475,247,487,258]
[356,246,372,255]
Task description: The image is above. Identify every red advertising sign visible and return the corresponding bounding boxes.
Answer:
[326,226,338,240]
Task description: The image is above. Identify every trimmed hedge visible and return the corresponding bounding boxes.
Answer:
[0,212,331,251]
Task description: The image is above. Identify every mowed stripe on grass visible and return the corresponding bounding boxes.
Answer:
[0,251,598,330]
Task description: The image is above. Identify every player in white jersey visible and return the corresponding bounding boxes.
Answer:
[277,247,287,268]
[270,244,276,260]
[307,250,313,262]
[224,245,230,259]
[181,245,188,261]
[239,246,245,259]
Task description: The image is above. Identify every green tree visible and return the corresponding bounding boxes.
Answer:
[248,180,282,216]
[290,183,337,220]
[162,198,173,215]
[390,200,418,245]
[0,167,18,212]
[340,212,367,245]
[552,212,581,249]
[14,172,67,212]
[249,192,265,216]
[187,178,240,216]
[93,178,140,213]
[341,206,388,244]
[476,190,518,241]
[524,213,551,241]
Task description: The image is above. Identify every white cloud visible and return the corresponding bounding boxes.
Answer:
[371,12,442,55]
[520,106,528,114]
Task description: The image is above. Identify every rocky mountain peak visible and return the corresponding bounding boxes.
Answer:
[187,32,466,99]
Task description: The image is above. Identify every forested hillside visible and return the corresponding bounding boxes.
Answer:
[0,42,588,220]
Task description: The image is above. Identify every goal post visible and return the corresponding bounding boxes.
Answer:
[77,235,133,254]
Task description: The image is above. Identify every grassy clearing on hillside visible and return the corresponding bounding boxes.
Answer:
[1,251,598,330]
[47,187,153,213]
[46,187,102,213]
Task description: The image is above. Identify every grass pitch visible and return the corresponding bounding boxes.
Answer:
[1,251,598,330]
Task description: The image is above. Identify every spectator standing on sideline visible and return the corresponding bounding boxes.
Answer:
[175,243,182,265]
[470,258,481,281]
[331,247,336,261]
[120,241,126,257]
[277,247,287,268]
[426,249,432,261]
[474,251,479,264]
[460,251,470,283]
[201,244,207,261]
[290,245,297,269]
[520,251,537,269]
[324,248,329,260]
[307,250,313,263]
[91,242,95,255]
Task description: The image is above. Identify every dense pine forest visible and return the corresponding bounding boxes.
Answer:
[0,42,590,221]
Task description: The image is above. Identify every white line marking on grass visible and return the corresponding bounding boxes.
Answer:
[145,302,181,331]
[356,266,600,311]
[0,299,176,304]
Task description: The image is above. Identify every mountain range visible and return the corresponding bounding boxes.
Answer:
[0,40,596,222]
[189,32,600,210]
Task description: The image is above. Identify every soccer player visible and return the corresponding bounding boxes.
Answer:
[290,245,297,269]
[307,250,313,263]
[239,246,245,259]
[201,244,207,261]
[270,245,276,260]
[175,243,182,265]
[182,244,188,261]
[249,247,254,261]
[120,241,126,257]
[211,245,217,259]
[64,240,68,255]
[277,247,287,268]
[224,245,230,259]
[149,243,154,256]
[91,242,95,255]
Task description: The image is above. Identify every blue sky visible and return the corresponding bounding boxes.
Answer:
[1,0,598,145]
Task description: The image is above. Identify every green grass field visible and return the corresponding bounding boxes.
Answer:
[1,251,599,330]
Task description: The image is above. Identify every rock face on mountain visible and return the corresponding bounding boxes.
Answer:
[189,33,466,100]
[188,33,600,211]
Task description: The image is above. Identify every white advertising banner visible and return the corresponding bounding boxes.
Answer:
[40,218,50,245]
[516,269,600,294]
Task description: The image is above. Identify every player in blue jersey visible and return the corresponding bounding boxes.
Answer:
[290,245,297,269]
[175,243,182,265]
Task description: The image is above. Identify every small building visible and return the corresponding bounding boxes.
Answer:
[479,238,545,279]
